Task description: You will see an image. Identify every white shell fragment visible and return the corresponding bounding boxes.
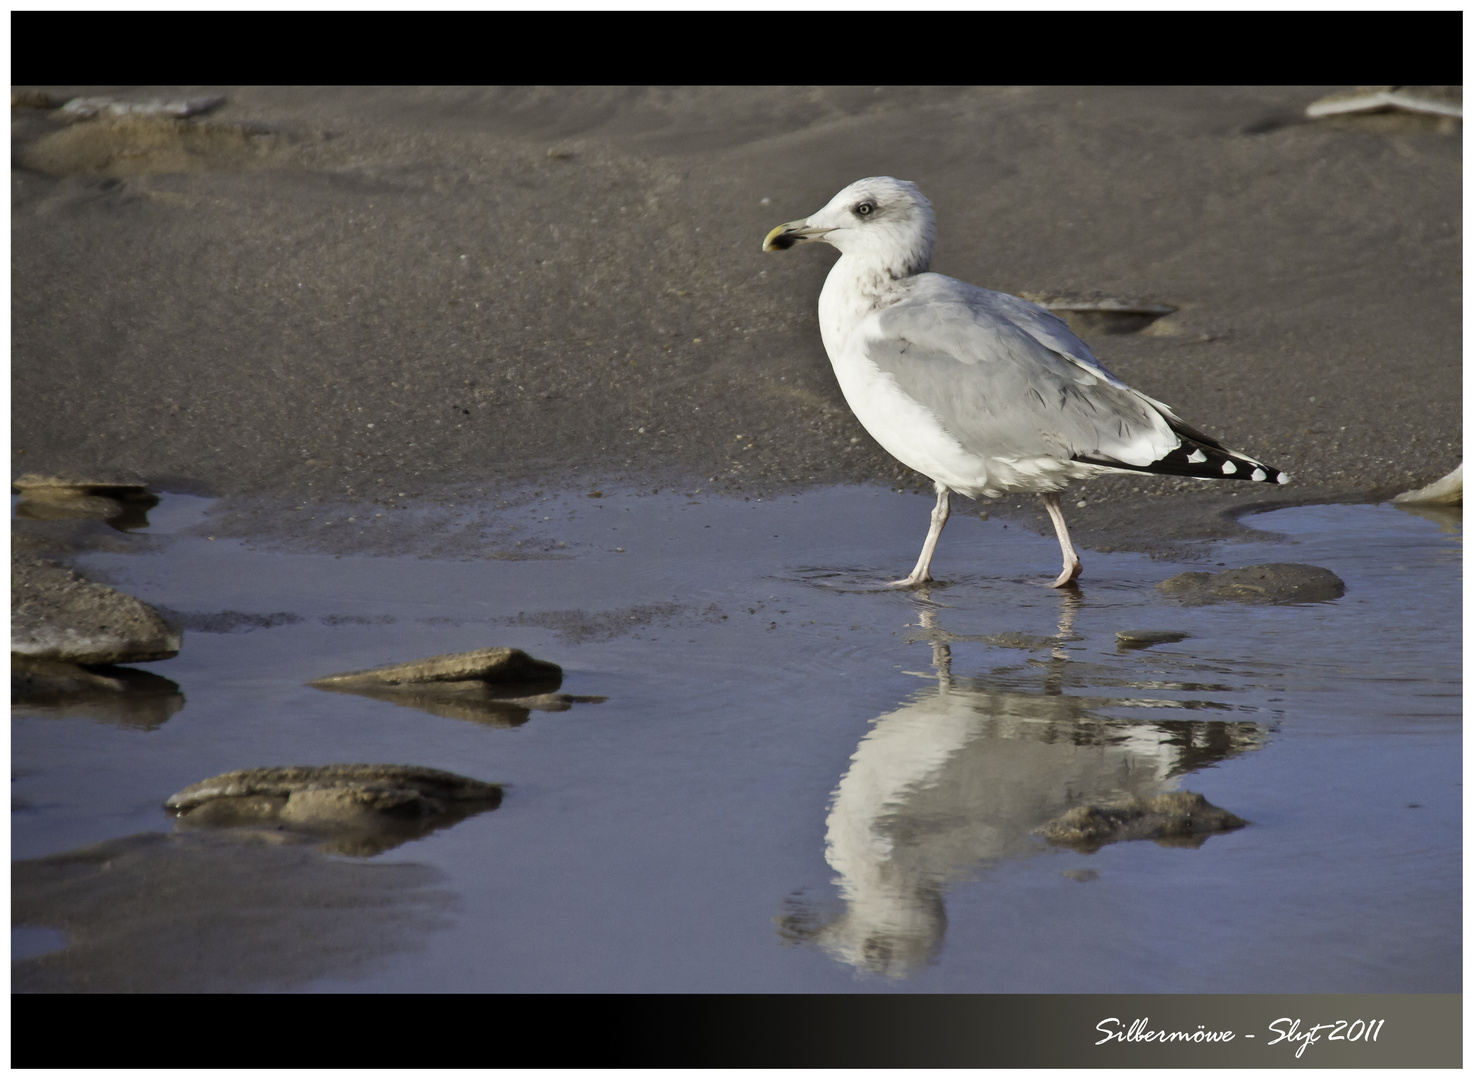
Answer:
[1392,463,1463,506]
[1307,86,1462,120]
[57,95,226,123]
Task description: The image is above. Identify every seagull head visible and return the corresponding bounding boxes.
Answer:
[763,176,935,277]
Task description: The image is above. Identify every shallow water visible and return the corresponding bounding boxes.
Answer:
[11,487,1461,992]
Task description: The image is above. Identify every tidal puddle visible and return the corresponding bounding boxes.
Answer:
[11,487,1460,992]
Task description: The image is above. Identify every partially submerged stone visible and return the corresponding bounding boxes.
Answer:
[1037,791,1247,852]
[12,473,158,529]
[1392,463,1462,506]
[1157,563,1345,605]
[312,646,561,688]
[166,764,504,856]
[1115,629,1192,648]
[12,552,182,664]
[310,647,602,727]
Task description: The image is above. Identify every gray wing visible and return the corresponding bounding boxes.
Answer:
[980,285,1218,442]
[864,284,1179,468]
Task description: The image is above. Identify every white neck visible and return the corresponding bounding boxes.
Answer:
[818,252,915,357]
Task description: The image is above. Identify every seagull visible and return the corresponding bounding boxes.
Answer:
[763,176,1287,588]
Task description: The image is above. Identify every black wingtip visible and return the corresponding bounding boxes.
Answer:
[1074,438,1285,483]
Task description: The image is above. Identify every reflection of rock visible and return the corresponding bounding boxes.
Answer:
[11,656,184,731]
[1036,791,1247,853]
[166,764,504,856]
[1157,563,1345,605]
[12,831,452,992]
[12,551,181,663]
[1393,463,1462,506]
[311,647,604,727]
[321,682,605,728]
[1395,502,1463,534]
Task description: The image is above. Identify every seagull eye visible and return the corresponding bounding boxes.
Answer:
[855,202,875,217]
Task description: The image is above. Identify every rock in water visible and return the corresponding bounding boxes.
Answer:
[1037,791,1247,852]
[1157,563,1345,605]
[311,647,561,688]
[11,552,181,663]
[309,647,603,727]
[11,473,159,528]
[166,764,505,856]
[1115,629,1192,648]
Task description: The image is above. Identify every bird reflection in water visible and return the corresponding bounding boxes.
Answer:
[778,591,1262,978]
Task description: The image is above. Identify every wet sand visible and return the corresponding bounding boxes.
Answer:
[10,86,1461,556]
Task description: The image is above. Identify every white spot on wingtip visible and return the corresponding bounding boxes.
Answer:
[1251,467,1267,481]
[1187,449,1207,463]
[1277,472,1291,484]
[1221,461,1237,475]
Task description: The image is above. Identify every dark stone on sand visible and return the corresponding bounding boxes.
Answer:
[166,764,504,856]
[1036,791,1247,853]
[1157,563,1345,605]
[1116,629,1192,648]
[11,551,182,664]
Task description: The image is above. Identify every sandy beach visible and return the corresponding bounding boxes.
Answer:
[12,85,1461,554]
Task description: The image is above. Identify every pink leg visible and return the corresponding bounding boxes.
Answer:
[889,484,950,587]
[1040,493,1083,587]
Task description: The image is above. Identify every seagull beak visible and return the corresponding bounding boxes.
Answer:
[763,219,833,252]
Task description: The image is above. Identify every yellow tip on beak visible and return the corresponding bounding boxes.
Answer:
[763,220,830,252]
[762,223,792,251]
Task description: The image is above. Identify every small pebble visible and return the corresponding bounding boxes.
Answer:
[1116,629,1192,648]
